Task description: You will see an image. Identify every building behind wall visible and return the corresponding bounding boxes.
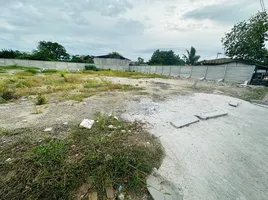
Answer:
[93,54,131,66]
[201,58,268,86]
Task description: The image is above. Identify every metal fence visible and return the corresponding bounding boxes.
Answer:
[0,58,255,83]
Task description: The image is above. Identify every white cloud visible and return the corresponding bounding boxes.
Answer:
[0,0,263,61]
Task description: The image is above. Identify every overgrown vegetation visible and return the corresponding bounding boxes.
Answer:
[0,69,143,104]
[0,115,164,199]
[35,94,48,105]
[84,65,99,71]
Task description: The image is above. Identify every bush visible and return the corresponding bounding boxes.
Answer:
[36,94,47,105]
[24,68,39,74]
[84,65,99,71]
[1,89,17,101]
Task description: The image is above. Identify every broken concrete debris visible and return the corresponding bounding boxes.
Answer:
[121,130,126,133]
[80,119,95,129]
[170,116,200,128]
[44,127,52,132]
[5,158,12,162]
[147,170,183,200]
[195,111,228,120]
[106,187,114,199]
[229,100,239,107]
[88,192,98,200]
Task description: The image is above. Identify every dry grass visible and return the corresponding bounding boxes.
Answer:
[0,73,142,104]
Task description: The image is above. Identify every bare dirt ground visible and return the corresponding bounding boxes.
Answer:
[1,77,268,199]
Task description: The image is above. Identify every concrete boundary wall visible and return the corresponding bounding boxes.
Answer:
[0,58,255,83]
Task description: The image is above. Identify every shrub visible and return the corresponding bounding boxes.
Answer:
[1,89,17,100]
[84,65,99,71]
[36,94,47,105]
[24,68,39,74]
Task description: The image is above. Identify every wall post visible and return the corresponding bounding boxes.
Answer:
[161,66,164,75]
[189,66,194,77]
[169,66,172,76]
[223,64,228,82]
[178,66,182,77]
[204,65,209,80]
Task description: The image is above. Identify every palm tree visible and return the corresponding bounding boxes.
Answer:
[183,47,200,65]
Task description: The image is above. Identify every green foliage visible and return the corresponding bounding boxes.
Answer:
[24,68,39,74]
[137,57,145,65]
[41,69,58,74]
[0,65,39,70]
[70,55,94,63]
[36,94,47,105]
[109,52,122,56]
[0,115,164,199]
[34,41,70,61]
[222,11,268,64]
[0,49,21,59]
[0,89,17,101]
[183,46,201,65]
[84,65,99,71]
[148,49,185,65]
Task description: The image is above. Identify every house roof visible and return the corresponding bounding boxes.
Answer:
[93,54,131,61]
[200,58,268,69]
[200,58,235,65]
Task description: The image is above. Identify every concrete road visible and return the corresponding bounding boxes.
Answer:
[123,93,268,200]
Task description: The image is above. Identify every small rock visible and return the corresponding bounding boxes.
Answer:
[108,125,114,129]
[114,116,119,120]
[147,142,150,145]
[21,97,27,101]
[80,119,95,129]
[135,84,139,86]
[63,122,68,125]
[71,145,76,148]
[88,192,98,200]
[118,193,125,200]
[128,130,131,133]
[5,158,12,162]
[44,127,52,132]
[22,120,27,123]
[106,187,114,199]
[83,102,87,105]
[121,130,126,133]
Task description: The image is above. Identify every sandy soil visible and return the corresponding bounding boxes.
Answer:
[1,77,268,200]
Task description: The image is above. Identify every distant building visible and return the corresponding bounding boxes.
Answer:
[200,58,268,86]
[93,54,131,66]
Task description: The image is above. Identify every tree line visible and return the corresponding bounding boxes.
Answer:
[0,41,94,63]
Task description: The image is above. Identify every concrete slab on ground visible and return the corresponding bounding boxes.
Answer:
[195,110,228,120]
[229,100,239,107]
[170,116,199,128]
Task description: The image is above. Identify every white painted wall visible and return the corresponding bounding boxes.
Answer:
[0,58,255,83]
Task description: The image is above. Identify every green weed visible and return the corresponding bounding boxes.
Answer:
[0,115,164,199]
[36,94,48,105]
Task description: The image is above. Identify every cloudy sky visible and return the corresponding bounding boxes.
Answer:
[0,0,264,61]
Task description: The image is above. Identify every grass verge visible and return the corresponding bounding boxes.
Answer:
[0,115,164,199]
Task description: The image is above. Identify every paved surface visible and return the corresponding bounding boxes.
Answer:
[123,93,268,200]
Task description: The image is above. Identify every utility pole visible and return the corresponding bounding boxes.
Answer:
[216,52,222,59]
[260,0,266,11]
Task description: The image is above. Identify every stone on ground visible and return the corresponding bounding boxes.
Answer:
[170,116,199,128]
[106,187,114,199]
[44,127,52,132]
[195,110,228,120]
[88,192,97,200]
[80,119,95,129]
[229,100,239,107]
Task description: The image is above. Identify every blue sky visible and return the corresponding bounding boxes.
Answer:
[0,0,264,61]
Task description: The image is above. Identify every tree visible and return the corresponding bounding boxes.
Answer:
[137,57,144,65]
[109,52,122,56]
[35,41,69,61]
[222,12,268,64]
[0,49,21,59]
[183,47,200,65]
[148,49,185,65]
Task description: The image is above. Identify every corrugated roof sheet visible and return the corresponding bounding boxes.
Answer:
[200,58,234,65]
